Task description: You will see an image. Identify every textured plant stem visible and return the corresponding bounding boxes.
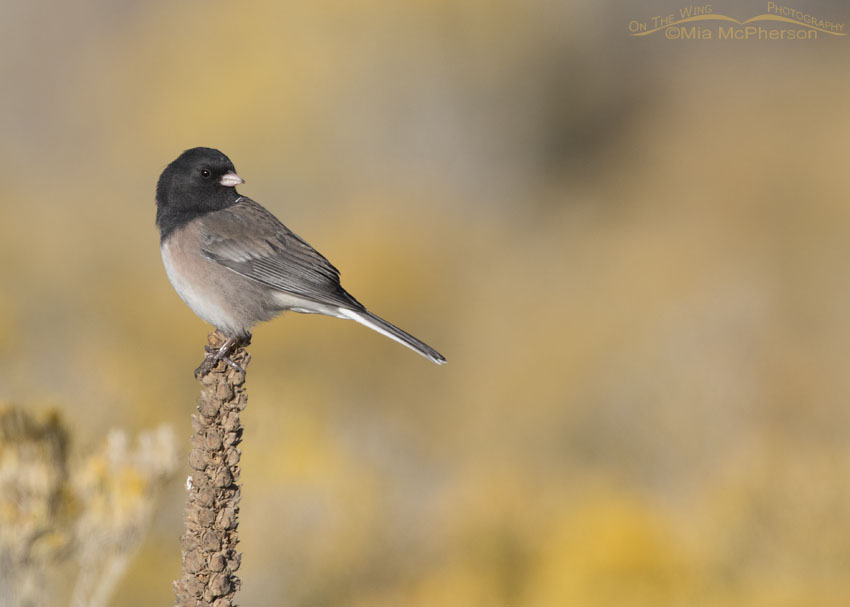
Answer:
[174,332,250,607]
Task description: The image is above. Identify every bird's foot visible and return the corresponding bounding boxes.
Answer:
[194,335,249,378]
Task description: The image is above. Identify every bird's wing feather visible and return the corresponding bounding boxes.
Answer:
[197,197,361,310]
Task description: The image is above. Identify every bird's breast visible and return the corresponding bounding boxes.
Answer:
[161,224,262,336]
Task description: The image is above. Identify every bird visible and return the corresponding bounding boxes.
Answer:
[155,147,446,369]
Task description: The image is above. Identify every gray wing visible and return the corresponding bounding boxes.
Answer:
[197,197,362,310]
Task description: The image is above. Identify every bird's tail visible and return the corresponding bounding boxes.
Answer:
[337,308,446,365]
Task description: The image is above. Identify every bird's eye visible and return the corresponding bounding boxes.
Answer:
[201,169,211,178]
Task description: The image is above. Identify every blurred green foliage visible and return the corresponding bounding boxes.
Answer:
[2,0,850,605]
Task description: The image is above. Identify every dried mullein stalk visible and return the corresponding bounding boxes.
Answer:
[174,332,250,607]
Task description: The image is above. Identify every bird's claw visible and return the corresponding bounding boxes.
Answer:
[219,355,245,374]
[194,336,247,378]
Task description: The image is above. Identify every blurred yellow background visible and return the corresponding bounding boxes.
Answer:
[2,0,850,605]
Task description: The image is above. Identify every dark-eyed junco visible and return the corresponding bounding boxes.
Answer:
[156,147,446,367]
